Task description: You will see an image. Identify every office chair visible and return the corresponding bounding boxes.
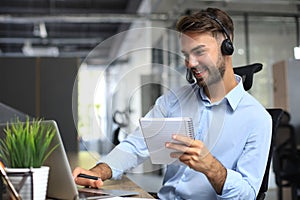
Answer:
[233,63,284,200]
[272,111,300,200]
[233,63,262,91]
[112,110,129,146]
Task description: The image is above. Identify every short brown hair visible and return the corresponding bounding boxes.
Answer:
[176,7,234,40]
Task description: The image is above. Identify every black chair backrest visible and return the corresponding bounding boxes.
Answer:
[272,110,298,187]
[274,112,296,154]
[233,63,262,91]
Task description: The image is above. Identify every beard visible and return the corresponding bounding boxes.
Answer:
[196,52,226,87]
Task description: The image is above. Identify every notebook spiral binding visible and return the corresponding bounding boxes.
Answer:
[186,118,195,139]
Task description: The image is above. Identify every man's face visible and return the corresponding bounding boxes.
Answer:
[180,32,226,87]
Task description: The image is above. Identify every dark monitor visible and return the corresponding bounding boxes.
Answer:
[0,102,29,124]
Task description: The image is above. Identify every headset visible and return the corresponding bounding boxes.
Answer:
[207,13,234,56]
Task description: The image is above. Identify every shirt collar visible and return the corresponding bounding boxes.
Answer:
[225,75,245,111]
[199,75,245,111]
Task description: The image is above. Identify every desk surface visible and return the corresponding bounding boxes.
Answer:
[102,175,154,198]
[68,151,154,199]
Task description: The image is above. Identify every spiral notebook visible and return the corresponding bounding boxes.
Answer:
[139,117,194,164]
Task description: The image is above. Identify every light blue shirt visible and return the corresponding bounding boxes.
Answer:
[100,75,272,200]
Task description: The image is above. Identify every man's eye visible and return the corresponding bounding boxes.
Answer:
[194,50,204,56]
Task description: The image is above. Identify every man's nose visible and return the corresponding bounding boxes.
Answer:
[186,55,198,68]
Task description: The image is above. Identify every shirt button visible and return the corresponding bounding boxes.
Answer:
[181,173,188,181]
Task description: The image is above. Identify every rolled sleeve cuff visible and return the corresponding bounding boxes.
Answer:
[220,169,242,197]
[217,169,255,199]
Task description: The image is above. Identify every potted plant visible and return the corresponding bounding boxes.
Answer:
[0,117,59,200]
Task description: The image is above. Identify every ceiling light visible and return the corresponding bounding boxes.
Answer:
[22,41,59,57]
[33,22,48,38]
[294,46,300,60]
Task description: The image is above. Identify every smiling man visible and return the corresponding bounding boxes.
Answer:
[73,7,272,199]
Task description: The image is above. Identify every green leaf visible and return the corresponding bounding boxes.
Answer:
[0,117,59,168]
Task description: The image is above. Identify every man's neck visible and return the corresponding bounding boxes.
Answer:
[204,68,237,103]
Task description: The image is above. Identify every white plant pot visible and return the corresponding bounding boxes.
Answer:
[6,166,49,200]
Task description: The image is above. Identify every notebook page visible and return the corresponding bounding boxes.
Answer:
[139,117,194,164]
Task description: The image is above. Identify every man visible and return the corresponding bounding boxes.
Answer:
[73,7,272,199]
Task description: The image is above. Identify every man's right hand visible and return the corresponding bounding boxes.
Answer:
[72,163,112,189]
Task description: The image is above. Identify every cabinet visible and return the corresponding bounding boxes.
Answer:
[273,59,300,143]
[0,57,79,152]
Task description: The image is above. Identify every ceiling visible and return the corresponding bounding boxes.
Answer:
[0,0,143,60]
[1,0,300,64]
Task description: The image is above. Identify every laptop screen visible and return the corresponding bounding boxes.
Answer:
[42,120,79,199]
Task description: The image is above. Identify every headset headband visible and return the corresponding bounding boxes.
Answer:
[207,14,231,42]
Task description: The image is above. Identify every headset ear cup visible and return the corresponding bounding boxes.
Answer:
[221,39,234,55]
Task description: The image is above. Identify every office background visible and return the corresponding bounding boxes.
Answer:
[0,1,299,199]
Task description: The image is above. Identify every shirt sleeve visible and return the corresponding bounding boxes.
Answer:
[217,112,272,199]
[98,127,149,179]
[98,85,197,180]
[98,93,171,179]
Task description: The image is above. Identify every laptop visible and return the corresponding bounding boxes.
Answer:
[0,120,138,199]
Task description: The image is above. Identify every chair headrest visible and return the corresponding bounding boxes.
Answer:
[233,63,263,91]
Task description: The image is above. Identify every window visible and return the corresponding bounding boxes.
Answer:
[77,63,107,152]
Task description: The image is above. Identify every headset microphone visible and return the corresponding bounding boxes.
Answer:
[186,68,196,84]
